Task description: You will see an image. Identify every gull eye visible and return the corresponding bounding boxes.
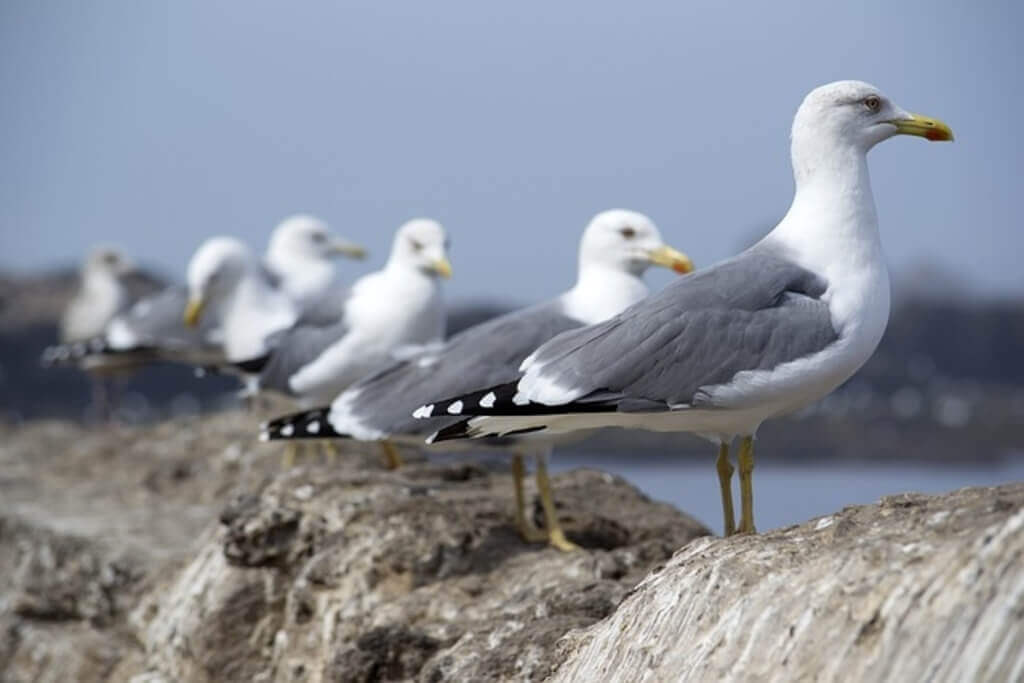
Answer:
[409,238,423,252]
[620,227,637,239]
[863,95,881,112]
[311,232,326,243]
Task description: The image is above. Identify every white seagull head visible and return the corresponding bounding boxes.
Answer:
[83,246,133,279]
[387,219,453,279]
[792,80,953,166]
[266,214,366,267]
[183,237,254,327]
[578,209,694,277]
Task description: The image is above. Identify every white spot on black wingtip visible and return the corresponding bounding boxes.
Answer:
[280,424,294,437]
[258,431,270,442]
[412,404,434,419]
[479,392,496,408]
[306,420,320,435]
[512,392,530,406]
[447,400,463,415]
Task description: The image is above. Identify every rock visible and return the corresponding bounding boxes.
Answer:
[3,414,1021,682]
[0,415,708,682]
[550,482,1024,683]
[132,465,706,682]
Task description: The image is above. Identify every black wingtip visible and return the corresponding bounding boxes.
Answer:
[416,381,523,420]
[261,406,349,441]
[428,418,476,444]
[232,354,272,375]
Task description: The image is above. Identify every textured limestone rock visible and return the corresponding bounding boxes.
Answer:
[550,483,1024,683]
[0,415,708,682]
[131,464,706,682]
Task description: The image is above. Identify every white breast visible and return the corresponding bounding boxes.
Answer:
[287,269,444,402]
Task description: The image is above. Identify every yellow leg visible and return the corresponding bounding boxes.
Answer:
[535,455,580,552]
[281,443,297,470]
[512,454,546,543]
[737,436,757,534]
[321,440,338,465]
[716,443,737,537]
[379,441,404,470]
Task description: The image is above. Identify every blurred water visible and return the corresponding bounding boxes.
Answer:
[550,453,1024,535]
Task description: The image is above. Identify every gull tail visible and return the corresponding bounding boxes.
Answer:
[228,354,272,375]
[40,337,157,368]
[428,416,549,444]
[260,407,348,441]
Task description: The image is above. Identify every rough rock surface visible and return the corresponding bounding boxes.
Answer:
[0,414,707,682]
[551,482,1024,683]
[3,414,1022,682]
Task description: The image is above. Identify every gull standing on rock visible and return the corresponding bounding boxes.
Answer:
[422,81,954,537]
[59,247,165,346]
[261,210,693,548]
[43,215,366,372]
[52,247,165,416]
[247,218,452,408]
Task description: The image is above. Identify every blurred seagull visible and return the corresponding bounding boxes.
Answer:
[53,246,165,416]
[260,210,693,548]
[245,219,452,408]
[43,215,366,374]
[420,81,954,537]
[59,246,165,345]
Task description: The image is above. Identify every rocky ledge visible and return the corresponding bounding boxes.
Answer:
[0,415,1021,682]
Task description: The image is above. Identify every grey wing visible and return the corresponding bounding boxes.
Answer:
[114,286,217,349]
[258,317,351,395]
[342,301,582,435]
[258,263,283,290]
[116,269,167,308]
[521,246,838,410]
[293,284,353,326]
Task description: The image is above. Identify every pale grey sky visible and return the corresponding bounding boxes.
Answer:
[2,1,1021,303]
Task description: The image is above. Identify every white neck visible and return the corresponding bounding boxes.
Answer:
[560,264,649,324]
[221,266,298,361]
[83,268,123,304]
[766,138,882,277]
[266,254,335,308]
[763,135,891,343]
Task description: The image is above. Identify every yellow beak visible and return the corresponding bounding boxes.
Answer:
[431,257,453,279]
[329,240,367,260]
[648,245,695,274]
[889,113,954,142]
[183,297,205,328]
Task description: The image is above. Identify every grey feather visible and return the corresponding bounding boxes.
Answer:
[256,316,351,395]
[116,269,167,309]
[339,300,582,436]
[291,284,353,327]
[516,243,838,410]
[118,286,219,349]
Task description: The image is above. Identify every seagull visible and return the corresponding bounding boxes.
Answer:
[50,246,165,416]
[42,215,365,372]
[260,210,693,548]
[263,214,366,311]
[245,219,452,410]
[59,246,165,346]
[181,236,301,363]
[420,81,954,537]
